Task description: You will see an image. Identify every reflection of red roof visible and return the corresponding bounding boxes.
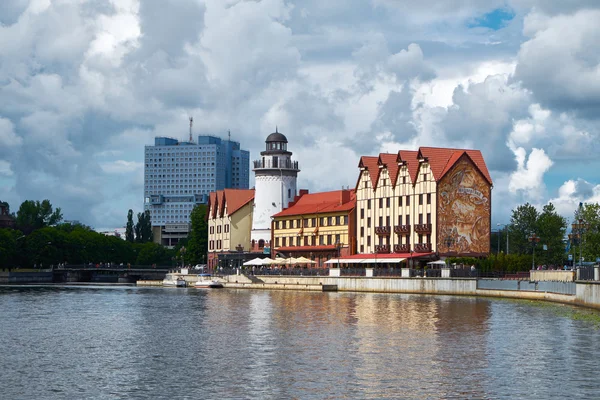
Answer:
[358,147,492,190]
[223,189,255,215]
[276,245,338,252]
[273,190,355,218]
[378,153,400,187]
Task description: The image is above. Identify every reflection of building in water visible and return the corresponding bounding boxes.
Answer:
[355,147,492,259]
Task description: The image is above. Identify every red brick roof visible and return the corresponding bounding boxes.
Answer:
[358,147,492,190]
[378,153,400,187]
[223,189,255,215]
[209,192,217,219]
[272,189,356,217]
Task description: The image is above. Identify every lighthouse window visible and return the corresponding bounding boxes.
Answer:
[288,188,291,198]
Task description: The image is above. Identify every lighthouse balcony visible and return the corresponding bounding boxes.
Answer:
[253,159,300,171]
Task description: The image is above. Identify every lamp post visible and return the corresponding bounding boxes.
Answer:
[497,223,508,254]
[569,218,589,268]
[335,241,342,269]
[528,233,541,270]
[444,236,454,266]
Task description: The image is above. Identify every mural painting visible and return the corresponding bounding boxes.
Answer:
[437,156,491,255]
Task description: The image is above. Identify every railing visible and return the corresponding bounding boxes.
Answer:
[242,267,329,277]
[414,224,432,234]
[414,243,432,252]
[394,225,410,234]
[375,245,390,253]
[340,268,366,277]
[577,266,595,280]
[375,226,391,235]
[393,244,410,253]
[253,159,299,170]
[373,268,403,277]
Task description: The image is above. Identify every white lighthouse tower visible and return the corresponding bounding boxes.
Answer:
[251,128,300,247]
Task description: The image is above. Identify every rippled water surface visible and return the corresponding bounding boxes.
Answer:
[2,286,600,399]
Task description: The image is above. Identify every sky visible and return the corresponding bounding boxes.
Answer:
[1,0,600,231]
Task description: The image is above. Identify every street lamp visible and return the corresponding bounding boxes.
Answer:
[334,240,342,269]
[497,223,509,254]
[528,233,541,270]
[569,218,590,268]
[444,236,454,266]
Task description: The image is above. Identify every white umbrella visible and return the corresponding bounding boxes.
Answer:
[243,257,265,266]
[295,256,316,264]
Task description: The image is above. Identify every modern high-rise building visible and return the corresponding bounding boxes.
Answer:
[144,134,249,247]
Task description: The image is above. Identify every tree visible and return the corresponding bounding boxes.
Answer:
[134,210,153,243]
[16,199,63,234]
[571,203,600,264]
[536,202,567,266]
[126,209,134,242]
[185,204,208,265]
[508,203,539,255]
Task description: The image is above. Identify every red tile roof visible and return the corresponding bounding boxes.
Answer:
[216,191,225,217]
[272,189,356,217]
[397,150,419,185]
[275,245,338,252]
[209,192,217,219]
[357,147,492,190]
[378,153,400,187]
[358,156,380,189]
[223,189,255,215]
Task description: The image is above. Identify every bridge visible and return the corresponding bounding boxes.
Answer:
[52,265,172,284]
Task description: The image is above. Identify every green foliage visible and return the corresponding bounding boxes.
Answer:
[536,203,567,265]
[16,199,63,234]
[126,209,134,243]
[134,210,153,243]
[185,204,208,265]
[447,253,533,273]
[508,202,539,255]
[571,203,600,264]
[135,242,173,266]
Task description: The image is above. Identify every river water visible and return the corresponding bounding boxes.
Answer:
[1,286,600,399]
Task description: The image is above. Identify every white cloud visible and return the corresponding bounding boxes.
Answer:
[0,160,14,176]
[508,146,553,200]
[100,160,143,174]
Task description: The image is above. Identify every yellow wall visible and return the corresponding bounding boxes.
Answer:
[207,200,254,253]
[273,211,351,251]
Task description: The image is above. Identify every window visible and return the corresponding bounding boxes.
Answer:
[423,173,428,181]
[378,216,383,226]
[288,188,291,199]
[361,209,364,219]
[367,200,371,209]
[210,226,214,234]
[304,236,309,246]
[327,235,332,245]
[275,237,280,247]
[418,234,423,244]
[386,216,390,226]
[405,235,410,244]
[217,225,221,233]
[336,216,340,225]
[311,218,316,227]
[361,245,364,253]
[360,227,364,236]
[403,176,406,184]
[311,236,316,246]
[282,237,287,246]
[225,224,229,233]
[406,196,410,206]
[406,215,410,225]
[367,236,371,246]
[427,193,431,204]
[335,234,340,244]
[319,235,325,245]
[379,198,383,208]
[427,234,431,244]
[419,214,423,224]
[320,217,325,226]
[427,213,431,225]
[386,197,390,207]
[258,239,265,248]
[398,215,402,225]
[344,215,348,225]
[419,194,423,205]
[304,218,309,227]
[364,181,368,188]
[367,217,371,228]
[398,196,403,207]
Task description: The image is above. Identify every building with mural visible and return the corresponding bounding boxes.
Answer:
[353,147,492,264]
[271,189,356,267]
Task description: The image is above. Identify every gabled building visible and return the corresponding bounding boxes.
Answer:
[0,202,15,229]
[271,189,356,267]
[355,147,492,262]
[207,188,255,269]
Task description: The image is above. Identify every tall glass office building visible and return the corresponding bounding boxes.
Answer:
[144,135,249,247]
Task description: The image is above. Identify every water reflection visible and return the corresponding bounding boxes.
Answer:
[1,287,600,399]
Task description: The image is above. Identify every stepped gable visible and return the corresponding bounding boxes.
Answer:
[273,189,356,217]
[223,189,255,215]
[216,191,226,217]
[378,153,400,187]
[358,156,380,189]
[397,150,419,185]
[208,192,218,219]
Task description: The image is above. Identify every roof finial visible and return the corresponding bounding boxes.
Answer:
[276,125,278,133]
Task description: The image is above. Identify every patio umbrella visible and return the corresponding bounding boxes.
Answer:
[243,257,265,266]
[295,256,316,264]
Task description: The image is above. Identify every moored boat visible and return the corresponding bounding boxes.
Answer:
[163,274,187,287]
[194,274,223,289]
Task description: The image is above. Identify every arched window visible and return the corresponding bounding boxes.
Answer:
[258,239,265,248]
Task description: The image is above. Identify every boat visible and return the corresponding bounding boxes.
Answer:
[163,274,187,287]
[194,274,224,289]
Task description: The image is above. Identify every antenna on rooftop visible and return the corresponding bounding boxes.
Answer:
[189,116,193,142]
[228,129,231,142]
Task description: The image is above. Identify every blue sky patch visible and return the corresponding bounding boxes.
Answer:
[468,8,515,30]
